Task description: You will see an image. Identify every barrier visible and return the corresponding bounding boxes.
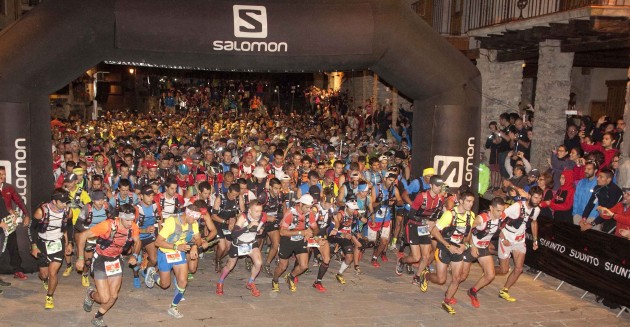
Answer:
[524,216,630,316]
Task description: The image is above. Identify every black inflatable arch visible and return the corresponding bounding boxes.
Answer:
[0,0,480,209]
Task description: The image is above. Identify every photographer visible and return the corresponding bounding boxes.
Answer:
[485,121,507,191]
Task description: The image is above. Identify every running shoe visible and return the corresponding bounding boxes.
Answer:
[167,306,184,319]
[498,288,516,302]
[45,295,54,309]
[43,279,49,291]
[395,258,404,276]
[396,252,404,259]
[216,282,224,295]
[354,265,362,275]
[406,264,414,275]
[144,267,156,288]
[91,317,107,327]
[263,264,272,277]
[83,288,95,312]
[312,282,326,293]
[381,254,389,262]
[133,277,141,288]
[246,282,260,297]
[0,278,11,287]
[62,265,73,277]
[13,272,27,280]
[285,274,297,292]
[82,274,90,287]
[419,268,429,292]
[468,288,480,308]
[371,258,381,268]
[412,275,420,286]
[335,273,346,285]
[271,280,280,292]
[441,301,456,315]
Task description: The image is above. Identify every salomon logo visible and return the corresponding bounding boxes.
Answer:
[233,5,267,38]
[434,155,464,188]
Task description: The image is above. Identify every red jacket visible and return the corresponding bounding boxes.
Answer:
[1,183,28,216]
[602,202,630,238]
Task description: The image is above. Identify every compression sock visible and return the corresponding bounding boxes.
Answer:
[248,277,255,284]
[172,285,185,306]
[317,262,329,282]
[339,262,349,274]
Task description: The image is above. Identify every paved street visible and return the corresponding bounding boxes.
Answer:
[1,252,628,327]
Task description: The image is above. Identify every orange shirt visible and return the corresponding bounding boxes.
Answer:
[90,218,139,257]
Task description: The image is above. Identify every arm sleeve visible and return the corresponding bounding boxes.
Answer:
[28,218,39,244]
[435,211,453,231]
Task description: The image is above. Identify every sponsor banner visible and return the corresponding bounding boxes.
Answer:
[431,105,478,190]
[0,103,30,207]
[115,1,373,56]
[525,216,630,308]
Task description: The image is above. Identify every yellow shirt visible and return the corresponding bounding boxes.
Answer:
[436,207,476,231]
[158,215,199,253]
[69,186,91,224]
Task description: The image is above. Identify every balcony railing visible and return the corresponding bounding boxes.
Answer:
[413,0,630,35]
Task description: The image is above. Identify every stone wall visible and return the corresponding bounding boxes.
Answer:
[476,49,523,162]
[343,71,412,113]
[530,39,574,169]
[570,67,593,115]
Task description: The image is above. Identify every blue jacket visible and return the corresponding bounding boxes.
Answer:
[572,177,598,218]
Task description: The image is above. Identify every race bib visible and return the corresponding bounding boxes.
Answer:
[450,233,463,244]
[417,226,430,236]
[165,251,183,263]
[307,238,320,248]
[476,240,490,248]
[104,258,122,276]
[237,243,253,256]
[46,239,63,254]
[2,215,18,236]
[222,228,232,235]
[515,233,525,242]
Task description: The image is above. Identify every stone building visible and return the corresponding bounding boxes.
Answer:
[409,0,630,169]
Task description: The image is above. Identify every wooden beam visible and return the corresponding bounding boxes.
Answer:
[561,37,630,52]
[591,17,630,34]
[496,48,539,62]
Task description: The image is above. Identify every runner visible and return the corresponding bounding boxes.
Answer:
[463,197,506,308]
[311,189,336,292]
[329,201,364,282]
[216,200,266,297]
[272,194,318,292]
[144,203,205,318]
[76,203,141,327]
[421,191,476,315]
[397,175,445,284]
[28,188,73,309]
[260,178,284,276]
[210,183,244,272]
[496,187,542,302]
[133,185,161,287]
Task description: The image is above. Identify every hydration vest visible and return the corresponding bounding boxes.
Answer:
[165,215,194,244]
[85,202,112,226]
[96,219,133,251]
[217,193,240,219]
[501,201,534,231]
[441,209,472,242]
[38,203,70,234]
[342,181,358,202]
[135,202,159,227]
[413,192,444,222]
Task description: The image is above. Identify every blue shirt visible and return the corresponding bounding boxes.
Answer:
[138,203,158,240]
[572,177,598,218]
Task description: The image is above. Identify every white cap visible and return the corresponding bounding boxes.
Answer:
[379,155,388,161]
[252,166,268,179]
[346,201,359,210]
[297,194,314,206]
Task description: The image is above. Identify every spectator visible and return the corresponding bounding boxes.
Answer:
[537,172,554,218]
[550,170,575,224]
[504,150,531,178]
[572,162,599,226]
[594,188,630,238]
[578,168,622,233]
[563,124,581,152]
[549,145,574,191]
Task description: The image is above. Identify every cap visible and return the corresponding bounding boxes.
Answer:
[191,153,202,161]
[357,183,368,192]
[346,201,359,210]
[429,175,445,186]
[528,169,541,178]
[73,167,85,175]
[252,166,268,179]
[423,167,435,177]
[52,191,71,203]
[386,171,398,179]
[195,173,207,182]
[297,194,314,206]
[379,155,388,161]
[91,190,107,201]
[141,185,155,196]
[395,151,407,160]
[144,160,158,169]
[64,173,78,182]
[324,169,335,179]
[148,178,161,186]
[350,172,361,179]
[178,164,189,175]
